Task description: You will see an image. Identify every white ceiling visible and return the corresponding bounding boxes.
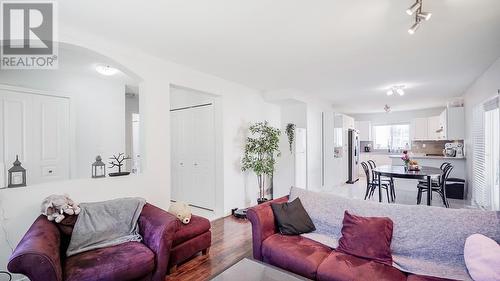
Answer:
[58,0,500,113]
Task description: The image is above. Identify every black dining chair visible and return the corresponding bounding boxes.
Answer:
[367,160,396,202]
[361,162,391,202]
[417,162,451,200]
[416,164,453,208]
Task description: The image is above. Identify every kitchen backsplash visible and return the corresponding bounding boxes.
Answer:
[411,140,464,155]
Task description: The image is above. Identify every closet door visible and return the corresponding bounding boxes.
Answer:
[171,105,215,211]
[0,91,33,187]
[0,89,70,187]
[32,95,70,184]
[188,105,215,210]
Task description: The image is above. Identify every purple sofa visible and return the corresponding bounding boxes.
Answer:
[8,203,177,281]
[247,197,457,281]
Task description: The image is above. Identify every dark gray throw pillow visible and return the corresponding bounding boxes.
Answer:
[271,198,316,235]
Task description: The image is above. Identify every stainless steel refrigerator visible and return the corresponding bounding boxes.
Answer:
[346,129,360,184]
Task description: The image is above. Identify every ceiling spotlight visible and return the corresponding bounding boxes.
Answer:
[408,21,421,35]
[96,64,119,76]
[417,12,432,21]
[406,1,421,15]
[387,85,406,96]
[384,104,392,113]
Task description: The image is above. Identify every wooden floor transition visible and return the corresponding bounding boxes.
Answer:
[166,215,252,281]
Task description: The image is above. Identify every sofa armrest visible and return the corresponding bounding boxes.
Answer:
[139,203,179,281]
[8,215,62,281]
[246,196,288,261]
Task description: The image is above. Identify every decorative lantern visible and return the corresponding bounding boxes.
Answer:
[92,155,106,178]
[8,155,26,188]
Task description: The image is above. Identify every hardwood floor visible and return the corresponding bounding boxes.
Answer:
[167,215,252,281]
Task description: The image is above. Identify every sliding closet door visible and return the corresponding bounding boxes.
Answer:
[171,104,215,211]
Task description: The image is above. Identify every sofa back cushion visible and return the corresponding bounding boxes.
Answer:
[337,211,393,266]
[271,198,316,235]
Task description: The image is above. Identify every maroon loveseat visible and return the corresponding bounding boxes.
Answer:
[247,197,456,281]
[8,203,211,281]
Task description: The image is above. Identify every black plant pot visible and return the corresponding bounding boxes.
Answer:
[257,198,269,205]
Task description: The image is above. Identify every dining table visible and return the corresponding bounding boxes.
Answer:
[373,165,443,206]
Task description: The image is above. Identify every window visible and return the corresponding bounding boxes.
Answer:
[472,95,500,210]
[373,124,410,151]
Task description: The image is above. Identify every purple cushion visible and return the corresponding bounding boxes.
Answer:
[173,215,210,246]
[261,234,331,279]
[337,211,394,266]
[317,251,406,281]
[63,242,154,281]
[464,234,500,281]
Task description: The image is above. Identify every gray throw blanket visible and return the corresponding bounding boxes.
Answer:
[66,197,146,257]
[290,187,500,281]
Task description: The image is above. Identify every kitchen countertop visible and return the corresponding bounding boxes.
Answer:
[388,155,466,160]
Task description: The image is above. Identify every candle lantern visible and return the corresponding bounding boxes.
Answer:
[8,155,26,188]
[92,155,106,178]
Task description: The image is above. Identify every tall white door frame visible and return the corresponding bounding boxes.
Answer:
[170,103,217,211]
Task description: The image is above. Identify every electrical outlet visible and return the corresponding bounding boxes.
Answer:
[422,144,426,148]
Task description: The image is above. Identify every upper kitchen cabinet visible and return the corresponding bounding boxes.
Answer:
[411,107,465,141]
[412,118,429,140]
[354,121,371,141]
[440,107,465,140]
[427,116,442,140]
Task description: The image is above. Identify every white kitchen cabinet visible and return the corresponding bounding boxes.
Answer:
[412,118,429,140]
[427,116,441,140]
[445,107,465,140]
[355,121,372,141]
[439,110,447,140]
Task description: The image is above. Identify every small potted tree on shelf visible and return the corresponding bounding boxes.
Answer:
[241,121,281,204]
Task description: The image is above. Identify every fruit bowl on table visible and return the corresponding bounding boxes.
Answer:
[409,165,420,171]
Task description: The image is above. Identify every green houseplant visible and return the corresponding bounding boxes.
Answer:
[241,121,281,204]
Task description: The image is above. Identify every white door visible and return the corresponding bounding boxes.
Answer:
[0,89,70,187]
[171,105,216,211]
[32,95,70,184]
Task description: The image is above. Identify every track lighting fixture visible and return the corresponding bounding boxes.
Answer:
[406,0,431,35]
[406,2,421,15]
[408,21,421,35]
[386,85,406,96]
[417,12,432,21]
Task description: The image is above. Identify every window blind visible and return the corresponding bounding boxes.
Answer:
[472,94,500,210]
[472,103,487,209]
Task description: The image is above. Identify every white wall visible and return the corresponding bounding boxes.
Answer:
[351,107,445,124]
[0,26,280,277]
[0,71,127,179]
[125,94,139,171]
[463,57,500,199]
[274,102,307,197]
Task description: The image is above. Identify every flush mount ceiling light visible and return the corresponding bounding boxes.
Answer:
[386,85,406,96]
[406,0,432,35]
[96,64,119,76]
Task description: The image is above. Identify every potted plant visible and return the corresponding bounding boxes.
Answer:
[241,121,281,204]
[401,150,420,171]
[285,123,296,154]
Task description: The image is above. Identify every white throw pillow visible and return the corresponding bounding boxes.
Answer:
[464,234,500,281]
